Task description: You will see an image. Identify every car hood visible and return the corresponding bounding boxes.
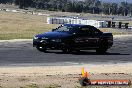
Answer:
[35,31,72,39]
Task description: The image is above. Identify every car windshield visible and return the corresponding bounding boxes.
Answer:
[54,25,81,33]
[53,25,101,34]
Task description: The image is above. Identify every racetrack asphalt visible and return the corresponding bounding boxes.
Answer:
[0,35,132,66]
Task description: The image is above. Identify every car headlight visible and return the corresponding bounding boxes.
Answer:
[51,39,61,42]
[33,36,38,39]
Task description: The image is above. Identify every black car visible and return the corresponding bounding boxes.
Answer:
[33,24,113,53]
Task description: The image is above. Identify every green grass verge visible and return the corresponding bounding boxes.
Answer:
[0,11,58,40]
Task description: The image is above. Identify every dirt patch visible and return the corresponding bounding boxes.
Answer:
[0,63,132,88]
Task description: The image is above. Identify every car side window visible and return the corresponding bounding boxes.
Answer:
[81,28,90,31]
[80,27,92,35]
[81,27,99,35]
[55,26,70,32]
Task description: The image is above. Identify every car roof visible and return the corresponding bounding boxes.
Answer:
[63,24,94,28]
[64,24,87,26]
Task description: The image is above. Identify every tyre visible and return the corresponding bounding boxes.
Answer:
[96,40,108,54]
[75,49,80,53]
[36,45,47,52]
[96,48,107,54]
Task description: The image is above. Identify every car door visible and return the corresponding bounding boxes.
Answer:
[74,26,100,49]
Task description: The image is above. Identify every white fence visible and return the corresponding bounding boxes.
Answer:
[47,17,107,28]
[0,8,49,16]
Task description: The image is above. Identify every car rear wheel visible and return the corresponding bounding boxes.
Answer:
[96,40,108,54]
[36,45,47,52]
[96,48,107,54]
[74,49,80,53]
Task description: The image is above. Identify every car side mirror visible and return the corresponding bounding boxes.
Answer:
[52,29,56,31]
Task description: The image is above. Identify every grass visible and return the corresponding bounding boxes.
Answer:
[0,11,132,40]
[20,83,39,88]
[100,28,132,35]
[20,83,61,88]
[17,77,30,82]
[44,84,61,88]
[0,11,58,40]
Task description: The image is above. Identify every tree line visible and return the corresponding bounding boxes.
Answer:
[0,0,132,16]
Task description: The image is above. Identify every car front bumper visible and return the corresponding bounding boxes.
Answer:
[33,39,65,49]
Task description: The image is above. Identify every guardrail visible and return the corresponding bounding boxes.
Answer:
[0,8,49,16]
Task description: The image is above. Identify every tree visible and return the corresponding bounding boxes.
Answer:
[111,3,118,15]
[119,2,128,16]
[15,0,32,9]
[0,0,14,4]
[0,0,132,16]
[102,3,112,15]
